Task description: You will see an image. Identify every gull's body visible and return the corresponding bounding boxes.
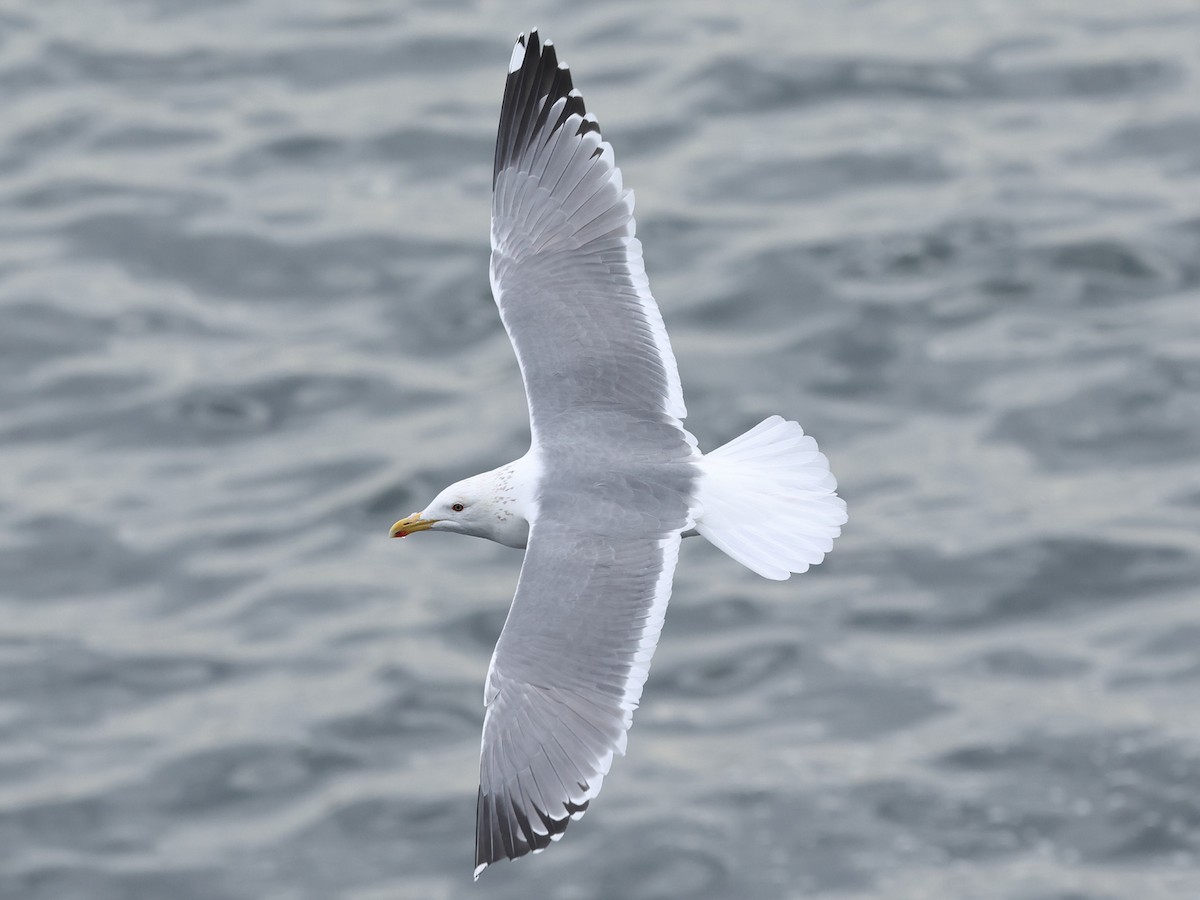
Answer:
[390,30,847,879]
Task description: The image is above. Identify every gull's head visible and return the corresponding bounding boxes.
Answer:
[389,481,480,538]
[389,466,529,548]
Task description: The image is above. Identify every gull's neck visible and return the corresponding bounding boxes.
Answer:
[471,451,540,548]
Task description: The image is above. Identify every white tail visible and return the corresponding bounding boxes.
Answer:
[694,416,847,581]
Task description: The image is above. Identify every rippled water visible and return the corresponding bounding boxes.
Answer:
[3,1,1199,898]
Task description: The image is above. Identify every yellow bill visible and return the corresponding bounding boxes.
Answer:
[389,513,437,538]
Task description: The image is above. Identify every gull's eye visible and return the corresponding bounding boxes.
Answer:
[451,502,465,512]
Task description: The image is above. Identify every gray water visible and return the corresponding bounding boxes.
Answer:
[2,1,1199,898]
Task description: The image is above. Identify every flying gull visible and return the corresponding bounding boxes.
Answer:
[389,29,847,879]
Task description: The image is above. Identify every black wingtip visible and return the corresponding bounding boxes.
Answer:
[577,115,601,137]
[475,785,577,878]
[494,29,604,187]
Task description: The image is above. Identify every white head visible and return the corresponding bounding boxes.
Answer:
[389,464,529,549]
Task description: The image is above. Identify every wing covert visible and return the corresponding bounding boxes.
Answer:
[474,522,683,878]
[490,30,689,448]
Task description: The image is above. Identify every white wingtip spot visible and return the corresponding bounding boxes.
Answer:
[474,862,487,881]
[509,39,526,73]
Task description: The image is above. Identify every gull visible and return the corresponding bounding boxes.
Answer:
[389,29,847,879]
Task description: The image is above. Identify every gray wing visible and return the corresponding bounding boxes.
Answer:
[475,520,683,878]
[490,29,690,448]
[475,31,700,877]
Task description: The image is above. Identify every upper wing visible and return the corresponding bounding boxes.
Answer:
[474,30,701,879]
[490,29,688,449]
[474,521,683,878]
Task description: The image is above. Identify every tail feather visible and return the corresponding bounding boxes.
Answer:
[694,415,847,581]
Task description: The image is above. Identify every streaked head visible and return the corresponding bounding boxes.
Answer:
[388,466,529,548]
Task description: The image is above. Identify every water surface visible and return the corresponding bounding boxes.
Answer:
[2,1,1199,898]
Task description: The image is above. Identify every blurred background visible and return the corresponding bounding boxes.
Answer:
[2,1,1199,898]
